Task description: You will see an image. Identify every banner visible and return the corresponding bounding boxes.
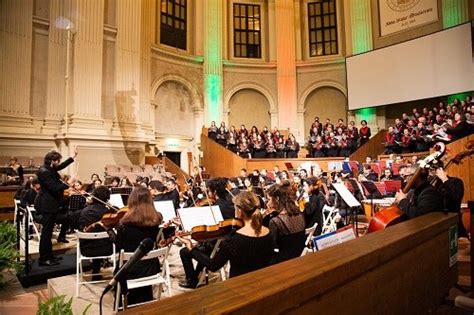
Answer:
[379,0,438,36]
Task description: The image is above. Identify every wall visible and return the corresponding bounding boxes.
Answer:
[228,89,271,129]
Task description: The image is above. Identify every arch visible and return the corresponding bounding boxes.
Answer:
[299,81,347,112]
[151,74,203,111]
[224,81,277,114]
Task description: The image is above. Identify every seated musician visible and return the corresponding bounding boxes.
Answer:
[77,186,114,281]
[177,191,275,284]
[109,176,120,188]
[7,157,24,185]
[265,181,305,264]
[302,177,325,236]
[208,177,235,219]
[115,186,162,305]
[380,168,394,181]
[394,166,442,219]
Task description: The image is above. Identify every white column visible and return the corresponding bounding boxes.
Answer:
[0,0,33,117]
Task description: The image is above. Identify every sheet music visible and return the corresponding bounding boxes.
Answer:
[109,194,124,208]
[178,206,223,231]
[328,161,343,171]
[332,183,361,208]
[154,200,176,222]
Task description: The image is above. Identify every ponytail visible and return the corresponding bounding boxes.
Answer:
[250,209,263,236]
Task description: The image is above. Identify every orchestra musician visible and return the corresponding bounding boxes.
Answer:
[115,186,162,305]
[302,177,325,236]
[394,166,442,219]
[77,186,114,281]
[7,157,24,185]
[35,149,77,266]
[177,191,275,284]
[207,177,235,219]
[265,181,305,264]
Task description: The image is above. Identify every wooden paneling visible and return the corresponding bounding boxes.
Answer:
[123,212,458,315]
[0,186,18,209]
[350,129,387,163]
[378,151,429,161]
[201,134,345,178]
[201,134,247,178]
[246,157,344,173]
[444,135,474,203]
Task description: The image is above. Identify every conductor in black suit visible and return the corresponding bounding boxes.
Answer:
[35,148,77,266]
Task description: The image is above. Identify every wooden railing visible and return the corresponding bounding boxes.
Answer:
[350,129,387,163]
[123,212,458,314]
[144,156,190,190]
[443,135,474,202]
[200,133,247,178]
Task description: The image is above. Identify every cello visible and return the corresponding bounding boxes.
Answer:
[367,142,446,233]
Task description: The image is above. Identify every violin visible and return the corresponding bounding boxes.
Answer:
[178,218,244,242]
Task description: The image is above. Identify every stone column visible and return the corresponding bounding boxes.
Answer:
[442,0,469,28]
[68,0,105,129]
[349,0,378,133]
[0,0,34,132]
[140,0,156,138]
[115,0,142,129]
[203,0,224,125]
[275,0,298,132]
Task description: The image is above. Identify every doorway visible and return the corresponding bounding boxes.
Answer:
[164,151,181,167]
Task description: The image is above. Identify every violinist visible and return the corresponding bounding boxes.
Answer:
[394,166,442,219]
[302,177,325,236]
[265,181,305,264]
[208,177,235,219]
[115,186,162,305]
[154,178,180,209]
[178,178,234,289]
[109,176,120,188]
[77,186,114,281]
[177,191,274,286]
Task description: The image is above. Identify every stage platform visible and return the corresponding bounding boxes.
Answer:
[47,244,220,314]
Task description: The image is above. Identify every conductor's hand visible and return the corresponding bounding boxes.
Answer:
[395,190,406,203]
[72,146,78,159]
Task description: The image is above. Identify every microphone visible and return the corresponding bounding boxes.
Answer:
[102,238,154,295]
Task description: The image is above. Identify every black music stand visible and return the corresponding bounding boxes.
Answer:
[69,194,86,212]
[111,187,132,195]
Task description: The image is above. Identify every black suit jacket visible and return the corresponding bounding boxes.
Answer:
[34,158,74,214]
[398,181,443,219]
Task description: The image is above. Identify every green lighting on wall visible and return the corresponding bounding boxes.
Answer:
[205,74,222,121]
[447,92,472,104]
[356,107,376,122]
[442,0,468,28]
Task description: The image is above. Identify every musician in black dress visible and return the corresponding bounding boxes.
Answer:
[178,191,275,281]
[265,181,305,264]
[115,186,162,305]
[35,148,77,266]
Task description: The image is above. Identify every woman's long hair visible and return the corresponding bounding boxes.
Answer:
[233,191,263,236]
[266,180,299,216]
[121,186,162,226]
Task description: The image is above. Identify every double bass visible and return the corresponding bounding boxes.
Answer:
[367,142,446,233]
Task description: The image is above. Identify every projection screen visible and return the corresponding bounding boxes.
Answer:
[346,23,474,110]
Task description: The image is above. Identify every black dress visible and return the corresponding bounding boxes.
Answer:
[190,231,275,278]
[269,213,306,264]
[115,224,160,305]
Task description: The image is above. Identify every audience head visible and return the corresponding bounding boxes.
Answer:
[90,173,100,182]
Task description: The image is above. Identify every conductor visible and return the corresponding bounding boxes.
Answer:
[35,148,78,266]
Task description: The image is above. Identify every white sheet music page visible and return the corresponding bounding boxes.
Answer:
[153,200,176,222]
[178,206,223,231]
[109,194,124,208]
[332,183,361,208]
